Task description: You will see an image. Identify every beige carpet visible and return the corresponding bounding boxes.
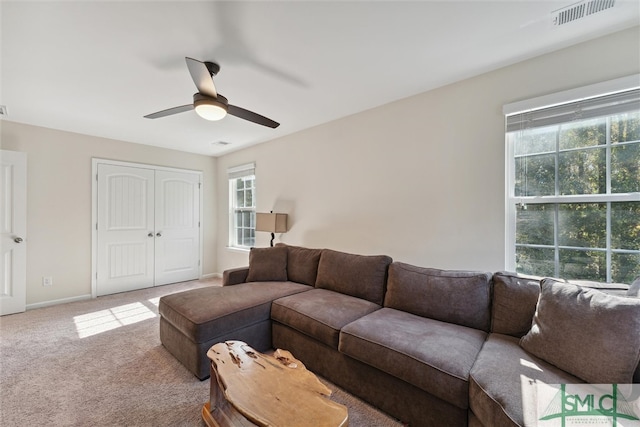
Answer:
[0,279,403,426]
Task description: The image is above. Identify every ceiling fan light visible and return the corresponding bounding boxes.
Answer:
[195,102,227,121]
[193,94,228,121]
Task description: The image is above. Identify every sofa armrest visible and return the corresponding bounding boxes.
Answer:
[223,267,249,286]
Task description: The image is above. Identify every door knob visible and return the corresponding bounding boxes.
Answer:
[14,237,23,243]
[156,232,162,237]
[148,232,154,237]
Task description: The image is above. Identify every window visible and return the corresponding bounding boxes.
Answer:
[228,163,256,249]
[505,79,640,283]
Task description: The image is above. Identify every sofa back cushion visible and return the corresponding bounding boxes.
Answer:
[569,279,630,296]
[632,279,640,382]
[629,277,640,298]
[245,246,288,282]
[491,272,632,338]
[276,243,322,286]
[491,271,542,338]
[520,278,640,384]
[315,249,392,305]
[384,262,492,332]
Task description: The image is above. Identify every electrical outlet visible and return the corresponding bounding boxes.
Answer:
[42,276,53,287]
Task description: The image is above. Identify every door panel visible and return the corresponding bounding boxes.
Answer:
[108,242,149,278]
[97,164,155,296]
[154,170,200,286]
[0,151,27,315]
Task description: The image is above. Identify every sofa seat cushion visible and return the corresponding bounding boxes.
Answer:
[469,333,583,427]
[271,288,380,349]
[159,281,311,343]
[339,307,487,409]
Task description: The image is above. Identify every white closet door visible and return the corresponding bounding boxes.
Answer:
[97,164,155,296]
[154,170,200,286]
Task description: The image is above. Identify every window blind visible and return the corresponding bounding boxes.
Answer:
[506,88,640,133]
[227,162,255,180]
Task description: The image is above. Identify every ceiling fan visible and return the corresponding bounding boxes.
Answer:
[144,57,280,128]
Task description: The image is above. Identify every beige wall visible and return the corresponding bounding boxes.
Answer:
[217,26,640,272]
[2,27,638,307]
[0,122,217,306]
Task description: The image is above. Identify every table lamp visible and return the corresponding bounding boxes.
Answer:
[255,212,288,247]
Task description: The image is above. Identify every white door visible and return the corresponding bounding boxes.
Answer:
[96,163,201,296]
[97,164,155,296]
[0,150,27,315]
[154,170,200,286]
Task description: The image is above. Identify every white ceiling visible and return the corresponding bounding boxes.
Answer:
[2,1,638,157]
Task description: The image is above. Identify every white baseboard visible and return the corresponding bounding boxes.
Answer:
[201,272,222,280]
[26,294,93,310]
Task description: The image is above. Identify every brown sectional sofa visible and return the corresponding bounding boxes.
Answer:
[158,244,640,427]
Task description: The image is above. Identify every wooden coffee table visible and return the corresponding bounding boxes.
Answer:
[202,340,349,427]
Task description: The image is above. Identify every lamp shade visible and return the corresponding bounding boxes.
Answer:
[255,213,287,233]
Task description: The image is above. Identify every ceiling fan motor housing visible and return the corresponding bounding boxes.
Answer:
[204,61,220,77]
[194,93,227,107]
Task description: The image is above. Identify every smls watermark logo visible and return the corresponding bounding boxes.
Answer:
[535,384,640,426]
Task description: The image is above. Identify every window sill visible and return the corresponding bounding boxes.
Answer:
[226,246,251,254]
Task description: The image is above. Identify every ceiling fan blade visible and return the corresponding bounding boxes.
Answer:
[144,104,194,119]
[228,105,280,128]
[185,57,218,98]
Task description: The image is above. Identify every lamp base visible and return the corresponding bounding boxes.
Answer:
[270,232,275,247]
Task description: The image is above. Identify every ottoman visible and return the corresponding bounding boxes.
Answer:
[158,281,312,379]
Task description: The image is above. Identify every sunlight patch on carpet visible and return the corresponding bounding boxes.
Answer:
[73,302,156,338]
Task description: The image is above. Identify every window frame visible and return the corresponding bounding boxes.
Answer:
[228,163,256,250]
[504,75,640,282]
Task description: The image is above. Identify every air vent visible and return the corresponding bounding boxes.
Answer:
[212,141,231,146]
[0,105,7,118]
[552,0,616,26]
